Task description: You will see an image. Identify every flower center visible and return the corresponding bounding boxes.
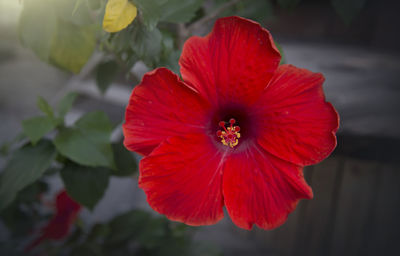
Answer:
[216,118,241,148]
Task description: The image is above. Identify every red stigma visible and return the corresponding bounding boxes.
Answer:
[217,118,241,148]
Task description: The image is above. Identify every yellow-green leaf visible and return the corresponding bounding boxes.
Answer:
[103,0,137,33]
[50,19,96,74]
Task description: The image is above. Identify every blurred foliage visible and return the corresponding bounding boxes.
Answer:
[0,0,364,255]
[54,111,115,169]
[61,163,110,210]
[0,140,56,211]
[95,60,119,93]
[63,210,219,256]
[19,0,97,73]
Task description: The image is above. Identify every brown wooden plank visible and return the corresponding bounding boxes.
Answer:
[225,158,400,256]
[248,158,340,256]
[292,156,342,255]
[250,223,276,253]
[361,163,400,255]
[228,168,315,255]
[330,158,379,256]
[270,166,315,256]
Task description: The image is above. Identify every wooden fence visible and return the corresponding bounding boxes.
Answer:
[229,133,400,256]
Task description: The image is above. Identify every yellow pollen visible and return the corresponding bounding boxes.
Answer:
[217,119,241,148]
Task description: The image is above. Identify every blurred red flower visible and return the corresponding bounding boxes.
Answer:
[123,16,339,230]
[25,190,81,251]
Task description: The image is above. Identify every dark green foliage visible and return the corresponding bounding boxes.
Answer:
[22,116,57,144]
[1,1,330,255]
[214,0,274,23]
[54,111,115,169]
[0,140,56,211]
[112,142,138,177]
[58,92,79,118]
[96,60,120,93]
[61,163,110,210]
[0,181,48,238]
[97,210,193,255]
[236,0,274,22]
[37,96,55,118]
[129,22,163,67]
[132,0,204,29]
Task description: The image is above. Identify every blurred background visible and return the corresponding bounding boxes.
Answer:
[1,0,399,255]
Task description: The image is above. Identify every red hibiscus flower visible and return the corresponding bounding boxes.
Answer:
[25,190,81,251]
[123,16,339,230]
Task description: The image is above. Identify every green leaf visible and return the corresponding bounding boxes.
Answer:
[236,0,274,22]
[57,92,79,118]
[109,26,132,53]
[22,116,56,144]
[19,0,57,61]
[106,210,152,245]
[0,181,48,238]
[95,60,119,93]
[61,163,109,210]
[0,133,25,156]
[37,96,54,118]
[331,0,367,24]
[17,180,48,204]
[159,49,181,75]
[161,31,175,56]
[54,111,115,168]
[160,0,204,23]
[0,140,56,211]
[274,41,285,65]
[112,143,137,177]
[132,0,162,30]
[19,0,95,73]
[132,0,204,29]
[55,0,94,26]
[130,23,162,66]
[50,19,96,73]
[159,32,180,74]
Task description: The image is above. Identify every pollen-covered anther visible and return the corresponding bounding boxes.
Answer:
[217,118,241,148]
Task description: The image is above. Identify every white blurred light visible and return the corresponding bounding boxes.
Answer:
[0,0,23,26]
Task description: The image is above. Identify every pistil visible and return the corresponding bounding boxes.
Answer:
[217,118,241,148]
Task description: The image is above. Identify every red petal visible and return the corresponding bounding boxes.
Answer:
[179,16,281,106]
[123,68,210,156]
[25,190,81,251]
[139,133,225,226]
[223,145,312,230]
[254,64,339,166]
[44,190,81,239]
[56,190,80,213]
